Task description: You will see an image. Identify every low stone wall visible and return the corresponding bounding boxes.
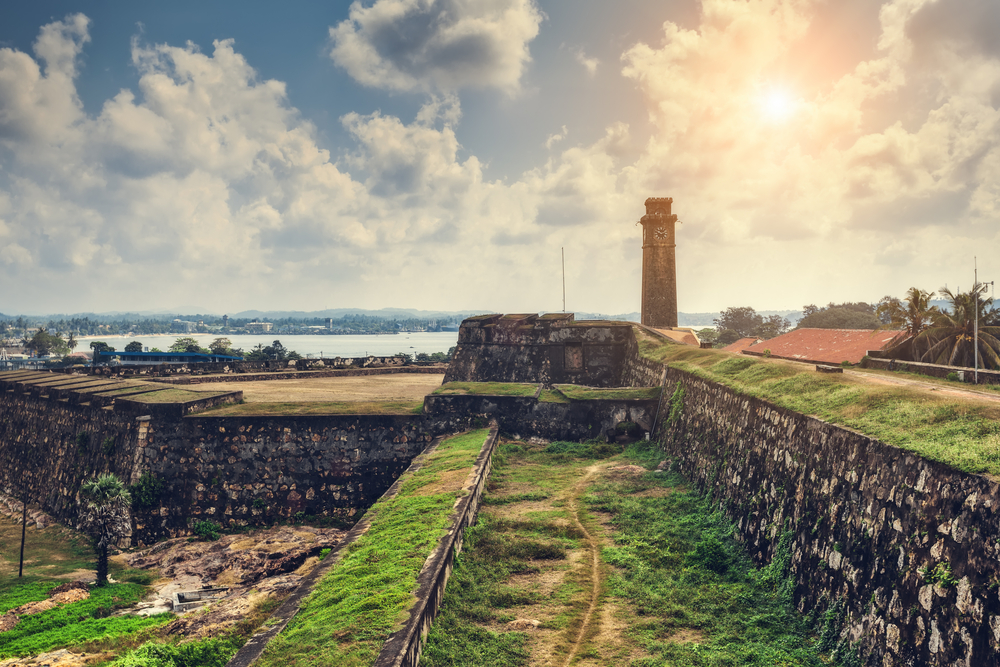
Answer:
[373,425,499,667]
[657,367,1000,666]
[88,356,412,379]
[151,365,446,385]
[424,393,658,442]
[862,357,1000,385]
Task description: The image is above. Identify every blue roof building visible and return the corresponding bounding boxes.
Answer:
[95,350,243,366]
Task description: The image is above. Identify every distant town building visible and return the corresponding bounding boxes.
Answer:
[222,315,229,328]
[246,321,273,333]
[325,318,333,330]
[171,319,197,333]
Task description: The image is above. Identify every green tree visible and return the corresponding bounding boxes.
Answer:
[79,474,131,587]
[124,341,144,353]
[876,288,939,338]
[170,337,206,353]
[26,328,69,356]
[913,284,1000,369]
[263,340,288,361]
[90,341,115,353]
[797,303,880,330]
[209,337,232,355]
[67,333,78,351]
[714,307,763,338]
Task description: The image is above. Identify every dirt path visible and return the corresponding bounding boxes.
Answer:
[561,463,603,667]
[847,369,1000,403]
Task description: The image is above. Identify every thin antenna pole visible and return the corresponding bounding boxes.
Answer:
[975,257,979,384]
[562,247,566,312]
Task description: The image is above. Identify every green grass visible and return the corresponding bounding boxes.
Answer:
[433,382,539,397]
[0,582,171,659]
[201,400,424,416]
[537,389,570,403]
[585,440,829,666]
[422,439,831,666]
[635,327,1000,476]
[256,429,491,667]
[125,389,230,404]
[554,384,661,401]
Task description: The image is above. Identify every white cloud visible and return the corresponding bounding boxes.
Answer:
[573,48,598,76]
[329,0,543,92]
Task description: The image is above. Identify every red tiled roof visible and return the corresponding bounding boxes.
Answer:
[743,328,905,365]
[721,337,761,353]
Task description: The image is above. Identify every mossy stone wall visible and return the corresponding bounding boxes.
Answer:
[659,367,1000,666]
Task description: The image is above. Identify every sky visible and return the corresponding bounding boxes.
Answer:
[0,0,998,316]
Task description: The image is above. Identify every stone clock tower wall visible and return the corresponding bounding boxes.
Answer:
[639,197,679,328]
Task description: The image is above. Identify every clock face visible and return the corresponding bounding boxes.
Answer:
[654,226,669,240]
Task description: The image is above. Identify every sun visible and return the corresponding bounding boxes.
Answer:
[760,88,796,123]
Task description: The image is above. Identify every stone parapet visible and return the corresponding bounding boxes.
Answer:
[658,367,1000,666]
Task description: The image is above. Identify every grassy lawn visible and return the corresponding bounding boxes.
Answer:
[634,327,1000,477]
[201,400,424,416]
[433,382,539,397]
[554,385,661,401]
[0,515,172,661]
[420,440,833,667]
[124,388,231,404]
[256,429,491,667]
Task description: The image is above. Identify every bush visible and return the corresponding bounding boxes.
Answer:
[686,535,730,574]
[192,520,221,541]
[113,636,242,667]
[946,372,960,382]
[129,473,164,514]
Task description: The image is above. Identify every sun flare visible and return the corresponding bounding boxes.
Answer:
[760,88,796,123]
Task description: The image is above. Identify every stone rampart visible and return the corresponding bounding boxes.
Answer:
[424,393,657,442]
[130,412,473,544]
[658,367,1000,666]
[444,314,634,387]
[0,379,142,522]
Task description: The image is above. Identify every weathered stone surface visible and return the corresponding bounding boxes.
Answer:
[658,368,1000,666]
[444,314,635,387]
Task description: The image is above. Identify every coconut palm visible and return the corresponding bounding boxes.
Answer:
[913,284,1000,370]
[876,287,939,338]
[79,473,131,586]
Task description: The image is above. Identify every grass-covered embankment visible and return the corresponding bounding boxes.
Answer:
[635,327,1000,476]
[433,382,539,397]
[255,428,492,667]
[420,439,831,667]
[200,400,424,416]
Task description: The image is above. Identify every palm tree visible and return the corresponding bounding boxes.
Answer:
[67,333,78,352]
[876,287,939,338]
[913,284,1000,370]
[79,474,132,586]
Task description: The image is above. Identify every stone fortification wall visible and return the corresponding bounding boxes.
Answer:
[658,367,1000,666]
[424,394,657,442]
[444,313,634,387]
[0,371,471,544]
[151,365,445,385]
[0,378,142,522]
[129,412,475,544]
[88,356,411,379]
[621,331,666,387]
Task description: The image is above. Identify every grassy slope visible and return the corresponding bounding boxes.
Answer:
[420,440,830,667]
[434,382,539,397]
[256,429,490,667]
[555,385,661,401]
[635,328,1000,476]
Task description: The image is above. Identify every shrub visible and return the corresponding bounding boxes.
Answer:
[192,520,221,541]
[762,349,772,358]
[946,372,960,382]
[129,473,164,514]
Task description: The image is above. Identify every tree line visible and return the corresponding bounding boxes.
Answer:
[707,284,1000,370]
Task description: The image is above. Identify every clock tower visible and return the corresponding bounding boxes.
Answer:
[639,197,680,328]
